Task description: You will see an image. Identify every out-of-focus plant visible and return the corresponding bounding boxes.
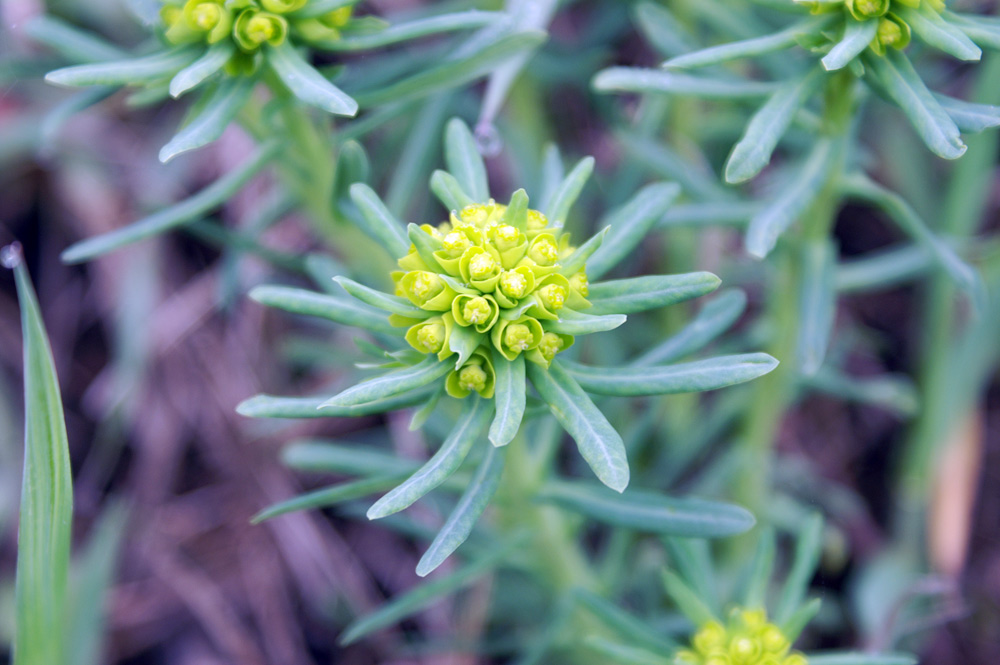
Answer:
[594,0,998,511]
[241,118,777,579]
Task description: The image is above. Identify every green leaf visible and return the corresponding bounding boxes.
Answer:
[46,47,199,87]
[430,170,476,211]
[280,440,416,475]
[410,384,445,431]
[367,396,492,518]
[742,527,776,609]
[159,78,253,163]
[267,42,359,116]
[805,369,919,417]
[661,569,718,626]
[934,93,1000,133]
[351,31,546,108]
[796,239,836,376]
[252,473,408,523]
[864,51,966,160]
[617,132,728,203]
[594,67,779,100]
[544,156,595,228]
[169,40,234,97]
[839,174,984,308]
[489,353,525,446]
[947,12,1000,49]
[62,140,280,263]
[406,222,446,272]
[781,597,822,642]
[587,182,681,279]
[634,1,696,58]
[663,538,716,611]
[776,513,824,623]
[559,227,608,277]
[500,188,529,231]
[746,138,839,258]
[804,653,917,665]
[448,323,482,368]
[563,353,778,397]
[249,284,396,335]
[582,637,672,665]
[348,183,410,258]
[821,20,878,71]
[416,445,506,576]
[322,356,453,409]
[573,588,679,652]
[663,19,823,69]
[587,272,720,315]
[66,501,128,665]
[725,70,822,183]
[292,0,359,19]
[333,276,427,318]
[546,309,627,335]
[527,360,629,492]
[444,117,489,202]
[237,388,434,419]
[5,245,74,665]
[539,481,754,537]
[835,242,937,292]
[339,537,519,645]
[318,10,504,51]
[632,289,748,365]
[26,16,127,63]
[896,6,981,62]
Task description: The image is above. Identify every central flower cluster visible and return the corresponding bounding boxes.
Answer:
[807,0,945,55]
[675,609,807,665]
[396,202,590,399]
[161,0,351,69]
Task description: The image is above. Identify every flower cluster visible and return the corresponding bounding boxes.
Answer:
[675,609,807,665]
[160,0,353,74]
[395,200,588,399]
[801,0,946,56]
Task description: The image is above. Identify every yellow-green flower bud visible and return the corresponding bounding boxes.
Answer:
[401,270,454,310]
[458,364,488,393]
[872,15,910,54]
[234,8,288,51]
[462,297,493,325]
[499,270,528,300]
[504,324,534,352]
[442,231,471,256]
[569,271,589,298]
[261,0,307,14]
[537,283,567,312]
[538,332,565,361]
[761,628,788,654]
[493,224,523,251]
[847,0,889,20]
[469,251,498,280]
[528,236,559,266]
[526,209,548,231]
[415,322,445,353]
[678,608,807,665]
[191,2,222,30]
[730,637,760,663]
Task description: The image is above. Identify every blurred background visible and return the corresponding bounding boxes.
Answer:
[1,0,999,663]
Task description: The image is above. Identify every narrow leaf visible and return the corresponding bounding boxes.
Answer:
[726,70,822,183]
[743,527,776,609]
[367,396,492,518]
[559,227,608,277]
[527,360,629,492]
[896,6,981,62]
[545,156,595,228]
[821,20,878,71]
[280,440,416,475]
[5,245,73,665]
[62,140,279,263]
[169,40,234,97]
[587,272,720,315]
[26,16,127,63]
[252,473,408,523]
[430,170,476,211]
[318,10,504,51]
[662,569,718,626]
[632,289,748,365]
[934,93,1000,133]
[445,117,489,202]
[348,183,410,258]
[583,638,672,665]
[594,67,779,100]
[46,47,199,87]
[489,353,525,446]
[237,388,434,419]
[546,309,627,335]
[664,19,823,69]
[805,653,917,665]
[781,597,822,642]
[268,42,358,116]
[333,276,427,318]
[563,353,778,397]
[539,481,754,537]
[746,138,838,258]
[249,284,395,335]
[796,239,836,376]
[322,356,453,409]
[160,78,253,163]
[776,513,824,623]
[587,182,681,279]
[416,445,506,576]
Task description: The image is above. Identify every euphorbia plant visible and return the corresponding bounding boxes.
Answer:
[240,118,779,576]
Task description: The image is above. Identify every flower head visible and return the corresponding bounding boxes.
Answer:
[676,609,807,665]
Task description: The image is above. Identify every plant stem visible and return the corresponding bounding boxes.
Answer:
[735,71,854,513]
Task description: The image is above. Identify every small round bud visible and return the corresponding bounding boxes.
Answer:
[493,224,522,251]
[248,15,276,41]
[415,323,445,353]
[569,271,589,297]
[693,622,727,654]
[458,364,488,393]
[876,16,908,51]
[761,627,788,653]
[537,333,565,361]
[537,284,567,311]
[782,654,808,665]
[528,238,559,266]
[191,3,221,29]
[411,272,443,299]
[526,209,548,230]
[503,324,534,352]
[469,252,497,279]
[729,637,759,664]
[462,297,493,325]
[847,0,889,19]
[498,271,528,299]
[442,231,471,255]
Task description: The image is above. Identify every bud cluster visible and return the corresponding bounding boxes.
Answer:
[396,199,588,399]
[804,0,945,55]
[160,0,353,73]
[675,609,807,665]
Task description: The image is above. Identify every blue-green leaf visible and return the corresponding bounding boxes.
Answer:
[430,170,476,211]
[169,41,234,97]
[805,653,917,665]
[594,67,779,99]
[489,353,525,446]
[821,20,878,71]
[587,272,720,315]
[797,239,836,376]
[268,42,358,116]
[546,309,627,335]
[348,183,410,258]
[322,356,453,409]
[445,117,489,202]
[545,156,594,228]
[249,284,395,335]
[333,276,427,318]
[587,182,681,279]
[46,48,199,87]
[160,78,253,163]
[632,289,748,365]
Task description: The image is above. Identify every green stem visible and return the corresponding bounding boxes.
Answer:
[735,71,854,513]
